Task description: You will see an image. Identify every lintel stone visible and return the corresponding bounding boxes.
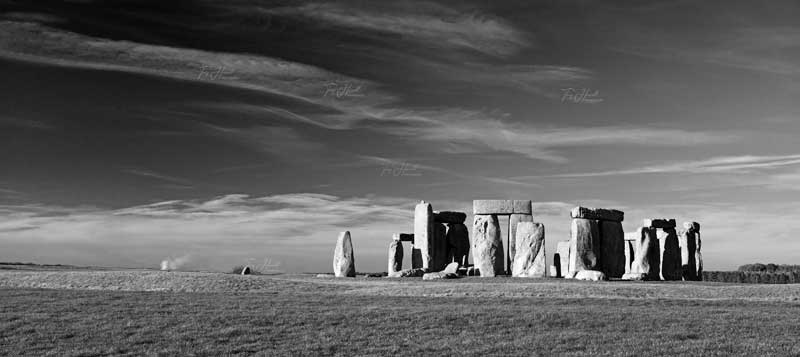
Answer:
[473,200,532,214]
[570,206,624,222]
[644,218,676,229]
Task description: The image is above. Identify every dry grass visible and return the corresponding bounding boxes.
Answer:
[1,270,799,356]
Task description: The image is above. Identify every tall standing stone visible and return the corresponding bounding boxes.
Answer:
[508,213,534,274]
[511,222,546,278]
[333,231,356,277]
[555,241,570,278]
[684,221,702,281]
[411,245,422,269]
[433,222,448,271]
[446,223,470,266]
[568,218,601,274]
[414,201,434,270]
[659,227,681,280]
[600,221,625,278]
[623,238,636,275]
[473,214,504,277]
[388,240,403,273]
[679,229,697,281]
[626,227,660,280]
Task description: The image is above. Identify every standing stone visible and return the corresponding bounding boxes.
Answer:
[472,214,504,277]
[695,231,703,281]
[659,228,681,280]
[623,238,635,275]
[679,229,697,281]
[414,201,434,270]
[508,213,534,274]
[555,241,570,278]
[411,246,422,269]
[568,218,601,274]
[433,222,448,271]
[446,223,470,266]
[241,266,252,275]
[624,227,660,280]
[388,240,403,273]
[600,221,625,279]
[333,231,356,277]
[511,222,546,278]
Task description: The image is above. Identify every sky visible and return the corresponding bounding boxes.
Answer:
[1,0,799,272]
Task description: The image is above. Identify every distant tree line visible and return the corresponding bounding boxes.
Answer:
[737,264,800,273]
[703,271,800,284]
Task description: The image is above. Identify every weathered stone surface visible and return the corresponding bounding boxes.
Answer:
[387,268,427,278]
[555,241,570,278]
[472,214,504,277]
[393,233,414,242]
[434,211,467,224]
[695,232,703,281]
[333,231,356,277]
[683,221,700,232]
[414,201,434,270]
[473,200,513,214]
[422,272,459,280]
[569,218,601,274]
[433,222,448,271]
[388,240,403,273]
[241,266,252,275]
[659,228,681,281]
[315,273,335,278]
[621,273,645,281]
[549,265,558,277]
[574,270,606,281]
[511,222,546,278]
[563,271,577,279]
[679,229,698,281]
[624,239,635,274]
[600,221,625,278]
[411,246,422,269]
[508,213,534,274]
[442,262,460,274]
[570,207,624,222]
[446,223,470,266]
[631,227,660,280]
[512,200,533,214]
[643,218,676,229]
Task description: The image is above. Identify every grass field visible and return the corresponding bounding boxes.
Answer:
[1,270,799,356]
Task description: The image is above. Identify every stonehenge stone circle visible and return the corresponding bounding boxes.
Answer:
[511,222,546,278]
[568,218,601,274]
[333,231,356,277]
[393,233,414,242]
[508,213,534,274]
[659,227,681,280]
[414,201,434,270]
[388,240,403,273]
[472,214,504,277]
[433,222,448,271]
[600,220,625,278]
[446,223,470,266]
[434,211,467,224]
[555,241,570,278]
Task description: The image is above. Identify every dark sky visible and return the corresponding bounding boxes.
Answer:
[1,0,800,272]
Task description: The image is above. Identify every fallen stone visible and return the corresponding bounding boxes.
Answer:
[388,240,403,273]
[473,200,513,214]
[433,222,448,271]
[569,218,601,274]
[659,228,681,281]
[511,222,546,278]
[508,213,534,274]
[683,221,700,232]
[333,231,356,277]
[241,266,252,275]
[393,233,414,242]
[600,221,625,278]
[643,219,676,229]
[315,273,335,278]
[574,270,606,281]
[555,241,570,278]
[446,223,470,266]
[472,214,504,277]
[621,273,645,281]
[442,262,459,275]
[679,229,697,281]
[387,268,427,278]
[422,272,459,280]
[570,207,624,222]
[434,211,467,224]
[414,201,434,270]
[631,227,660,280]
